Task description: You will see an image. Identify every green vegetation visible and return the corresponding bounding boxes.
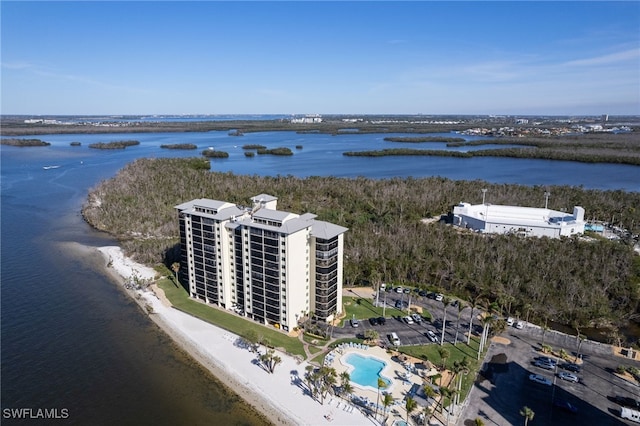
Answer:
[244,152,255,157]
[384,136,466,143]
[0,138,50,147]
[201,149,229,158]
[341,295,432,324]
[242,144,267,150]
[157,275,306,357]
[83,157,640,338]
[399,337,481,406]
[89,140,140,149]
[347,132,640,166]
[160,143,197,150]
[256,147,293,156]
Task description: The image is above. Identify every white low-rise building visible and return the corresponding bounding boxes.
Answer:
[452,202,585,238]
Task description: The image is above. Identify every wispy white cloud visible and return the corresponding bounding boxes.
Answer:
[1,61,34,70]
[563,48,640,67]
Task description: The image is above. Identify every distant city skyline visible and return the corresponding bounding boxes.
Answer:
[2,1,639,116]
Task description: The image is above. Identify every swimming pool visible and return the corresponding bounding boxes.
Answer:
[344,353,391,389]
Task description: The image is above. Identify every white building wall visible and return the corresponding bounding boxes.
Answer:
[283,227,311,327]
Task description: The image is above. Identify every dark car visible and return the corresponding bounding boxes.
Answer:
[418,290,428,297]
[377,316,386,325]
[369,317,379,326]
[561,363,581,373]
[553,400,578,414]
[613,395,640,409]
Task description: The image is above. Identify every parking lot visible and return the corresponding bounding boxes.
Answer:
[458,327,640,426]
[336,287,470,347]
[336,287,640,425]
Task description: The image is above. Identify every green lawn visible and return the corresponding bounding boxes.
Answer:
[399,336,483,406]
[157,277,306,358]
[341,294,433,325]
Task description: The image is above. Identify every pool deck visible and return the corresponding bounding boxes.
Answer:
[325,343,440,421]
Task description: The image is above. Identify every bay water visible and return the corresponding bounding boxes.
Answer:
[1,129,638,425]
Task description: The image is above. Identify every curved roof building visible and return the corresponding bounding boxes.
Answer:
[452,202,585,238]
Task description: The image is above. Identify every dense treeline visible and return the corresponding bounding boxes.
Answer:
[82,158,640,339]
[160,143,197,150]
[201,149,229,158]
[88,140,140,149]
[384,136,466,143]
[0,138,50,146]
[343,146,640,166]
[256,147,293,156]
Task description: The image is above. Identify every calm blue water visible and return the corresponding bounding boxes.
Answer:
[7,130,639,190]
[1,130,638,425]
[345,353,391,388]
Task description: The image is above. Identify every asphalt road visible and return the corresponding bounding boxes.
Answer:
[335,288,640,426]
[457,327,640,426]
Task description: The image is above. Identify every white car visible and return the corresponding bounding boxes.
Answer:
[435,293,443,302]
[426,330,438,343]
[395,286,404,293]
[529,374,552,386]
[506,317,514,326]
[403,316,414,325]
[515,321,524,329]
[558,372,579,383]
[411,313,423,323]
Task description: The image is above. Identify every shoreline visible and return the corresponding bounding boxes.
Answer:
[90,245,371,426]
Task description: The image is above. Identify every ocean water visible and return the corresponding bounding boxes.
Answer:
[1,130,638,425]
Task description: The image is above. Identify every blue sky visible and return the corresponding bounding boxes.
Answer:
[2,1,639,115]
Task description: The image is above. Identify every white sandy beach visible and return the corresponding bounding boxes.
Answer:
[96,246,374,426]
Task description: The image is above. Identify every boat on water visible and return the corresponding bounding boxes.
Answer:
[42,165,61,170]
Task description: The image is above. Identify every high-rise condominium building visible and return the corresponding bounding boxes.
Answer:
[176,194,348,331]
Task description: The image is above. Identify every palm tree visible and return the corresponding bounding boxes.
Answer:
[382,393,394,422]
[437,346,450,370]
[520,406,535,426]
[440,296,451,345]
[477,314,494,360]
[454,300,467,345]
[339,371,353,400]
[405,395,418,424]
[170,262,180,285]
[467,295,482,345]
[475,418,485,426]
[452,357,470,407]
[376,377,388,421]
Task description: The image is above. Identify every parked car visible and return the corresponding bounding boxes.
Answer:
[426,330,438,343]
[395,300,407,309]
[535,360,555,370]
[561,363,581,373]
[529,374,552,386]
[515,320,524,329]
[403,287,411,294]
[553,400,578,414]
[369,317,379,326]
[395,286,404,293]
[418,290,428,297]
[451,300,459,307]
[380,283,386,291]
[411,313,423,323]
[558,372,579,383]
[350,318,359,327]
[435,293,443,302]
[506,317,514,326]
[613,395,640,410]
[537,356,558,366]
[377,316,387,325]
[403,316,414,325]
